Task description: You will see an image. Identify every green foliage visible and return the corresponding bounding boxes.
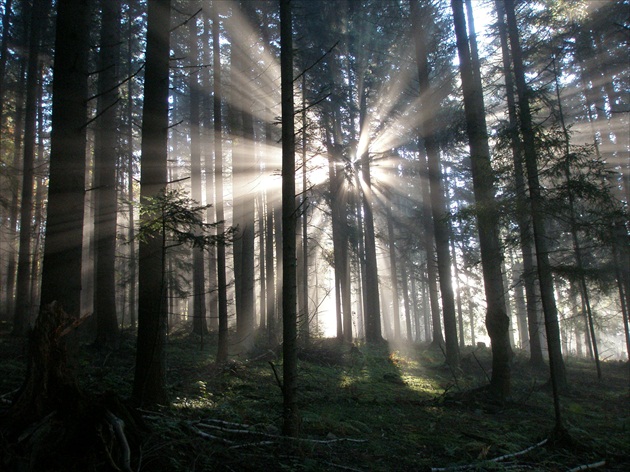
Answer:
[0,328,628,471]
[135,188,234,250]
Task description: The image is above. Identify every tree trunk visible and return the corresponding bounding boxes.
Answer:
[132,0,171,407]
[188,11,208,338]
[39,0,89,320]
[13,0,50,335]
[503,0,567,395]
[451,0,511,399]
[212,1,229,364]
[280,0,299,437]
[0,0,14,153]
[503,0,567,433]
[418,148,444,346]
[93,0,122,346]
[386,204,401,341]
[412,0,459,365]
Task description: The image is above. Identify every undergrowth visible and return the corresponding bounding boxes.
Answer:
[1,324,628,471]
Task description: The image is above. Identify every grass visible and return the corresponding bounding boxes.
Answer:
[1,324,629,471]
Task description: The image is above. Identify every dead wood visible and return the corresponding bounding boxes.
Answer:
[1,302,144,472]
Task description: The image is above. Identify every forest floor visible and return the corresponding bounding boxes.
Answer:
[0,324,629,471]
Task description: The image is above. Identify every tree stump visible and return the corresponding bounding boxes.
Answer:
[1,302,143,471]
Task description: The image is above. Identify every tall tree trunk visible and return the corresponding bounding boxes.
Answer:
[125,4,137,329]
[300,75,310,344]
[132,0,171,407]
[503,0,567,431]
[551,55,601,379]
[5,54,27,319]
[418,148,444,346]
[212,1,229,364]
[401,257,412,341]
[280,0,299,437]
[386,204,401,340]
[411,0,459,365]
[13,0,50,335]
[0,0,14,152]
[496,0,543,366]
[451,0,511,399]
[188,10,208,338]
[359,89,382,343]
[39,0,89,319]
[93,0,122,346]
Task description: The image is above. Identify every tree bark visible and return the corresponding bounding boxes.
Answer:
[503,0,567,397]
[212,1,229,364]
[188,10,208,337]
[93,0,122,346]
[412,0,459,365]
[13,0,50,335]
[451,0,511,399]
[132,0,171,407]
[39,0,89,319]
[280,0,299,437]
[495,0,544,366]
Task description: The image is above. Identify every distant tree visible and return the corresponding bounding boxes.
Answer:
[188,8,207,338]
[13,0,51,335]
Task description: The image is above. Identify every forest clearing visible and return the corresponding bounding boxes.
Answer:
[1,326,628,471]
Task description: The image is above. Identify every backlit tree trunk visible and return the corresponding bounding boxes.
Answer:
[412,0,459,366]
[39,0,89,319]
[13,0,50,335]
[93,0,122,346]
[451,0,511,399]
[280,0,299,437]
[503,0,567,399]
[132,0,171,407]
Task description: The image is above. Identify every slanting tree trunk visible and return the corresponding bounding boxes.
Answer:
[411,0,459,366]
[212,1,229,364]
[451,0,511,399]
[13,0,51,336]
[503,0,567,434]
[280,0,299,437]
[495,0,544,366]
[39,0,89,319]
[132,0,171,407]
[188,11,208,338]
[93,0,122,346]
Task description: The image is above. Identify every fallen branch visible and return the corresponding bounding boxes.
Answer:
[568,460,606,472]
[269,361,284,393]
[188,424,235,445]
[105,410,133,472]
[488,438,548,462]
[194,421,366,444]
[229,440,276,449]
[431,438,548,471]
[323,461,365,472]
